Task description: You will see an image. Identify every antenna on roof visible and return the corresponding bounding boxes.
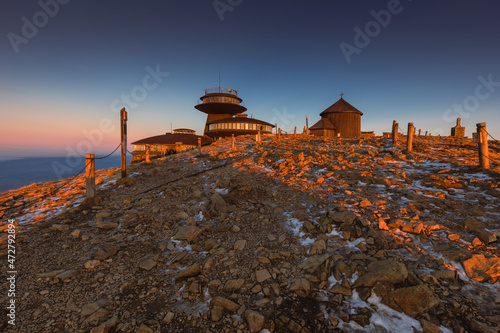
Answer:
[219,67,221,93]
[170,122,172,133]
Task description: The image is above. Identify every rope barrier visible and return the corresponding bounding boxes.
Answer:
[95,143,121,160]
[137,158,244,196]
[487,131,498,142]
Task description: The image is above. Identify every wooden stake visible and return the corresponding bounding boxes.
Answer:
[120,108,127,178]
[406,122,414,153]
[231,134,235,149]
[294,127,297,136]
[198,137,202,155]
[477,122,490,169]
[85,154,95,199]
[145,144,151,163]
[392,120,398,144]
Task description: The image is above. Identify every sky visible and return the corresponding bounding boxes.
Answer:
[1,0,500,160]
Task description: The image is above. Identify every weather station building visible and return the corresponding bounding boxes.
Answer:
[131,128,211,162]
[310,94,363,138]
[195,84,274,140]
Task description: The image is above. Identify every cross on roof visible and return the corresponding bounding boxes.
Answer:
[340,92,344,98]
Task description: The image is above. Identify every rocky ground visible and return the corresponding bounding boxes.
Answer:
[1,134,499,333]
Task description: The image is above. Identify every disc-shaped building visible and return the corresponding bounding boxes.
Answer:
[195,86,274,140]
[310,95,363,137]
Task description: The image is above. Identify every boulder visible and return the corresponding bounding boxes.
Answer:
[175,263,201,280]
[386,284,440,315]
[463,254,500,282]
[353,260,408,288]
[329,210,356,224]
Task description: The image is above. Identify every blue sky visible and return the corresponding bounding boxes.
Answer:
[1,0,499,159]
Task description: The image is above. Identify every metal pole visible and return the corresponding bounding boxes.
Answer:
[85,154,95,199]
[120,108,127,178]
[477,123,490,169]
[406,122,414,153]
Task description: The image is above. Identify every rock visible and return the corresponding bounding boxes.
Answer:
[211,305,224,321]
[173,226,202,242]
[399,220,424,234]
[175,211,189,220]
[81,299,107,317]
[245,310,265,333]
[211,193,226,209]
[70,229,81,238]
[84,260,101,269]
[463,217,485,230]
[463,254,500,282]
[298,254,330,271]
[255,269,272,283]
[36,269,66,278]
[329,284,352,296]
[386,285,440,315]
[94,246,120,260]
[329,210,356,224]
[90,324,108,333]
[224,279,245,291]
[51,224,69,231]
[310,239,326,254]
[163,312,175,323]
[234,239,247,250]
[476,228,497,244]
[94,220,119,229]
[294,209,310,221]
[56,269,78,280]
[139,258,157,271]
[420,319,443,333]
[175,263,201,280]
[353,260,408,288]
[289,278,311,294]
[213,297,239,312]
[431,270,456,280]
[138,324,153,333]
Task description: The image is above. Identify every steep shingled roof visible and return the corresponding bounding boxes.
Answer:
[320,97,363,117]
[309,117,337,130]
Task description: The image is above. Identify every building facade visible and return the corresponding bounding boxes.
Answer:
[310,95,363,138]
[195,86,274,139]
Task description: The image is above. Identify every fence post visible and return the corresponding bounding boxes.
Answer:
[392,120,398,144]
[406,122,414,153]
[198,137,202,155]
[145,144,151,163]
[258,130,261,143]
[294,127,297,136]
[278,128,281,141]
[231,134,235,149]
[120,108,127,178]
[85,154,95,199]
[477,122,490,169]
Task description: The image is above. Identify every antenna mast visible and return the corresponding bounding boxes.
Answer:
[218,68,221,93]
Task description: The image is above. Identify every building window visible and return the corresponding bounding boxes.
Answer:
[245,123,249,130]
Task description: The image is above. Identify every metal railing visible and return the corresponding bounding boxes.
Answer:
[204,87,238,96]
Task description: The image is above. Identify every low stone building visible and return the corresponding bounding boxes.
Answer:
[131,129,211,162]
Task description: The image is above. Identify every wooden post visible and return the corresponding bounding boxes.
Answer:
[258,130,261,143]
[231,134,235,149]
[418,129,421,136]
[294,127,297,136]
[392,120,398,144]
[406,122,414,153]
[120,108,127,178]
[425,131,428,137]
[278,128,281,140]
[85,154,95,199]
[145,145,151,163]
[477,123,490,169]
[198,137,202,155]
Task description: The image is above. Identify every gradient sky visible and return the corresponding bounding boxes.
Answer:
[1,0,499,160]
